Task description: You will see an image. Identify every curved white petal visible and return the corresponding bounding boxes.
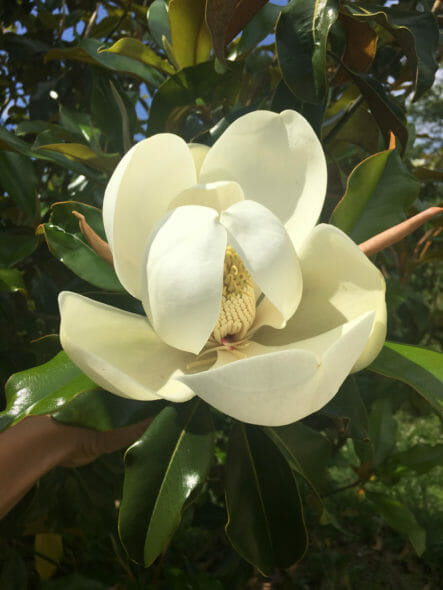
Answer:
[168,180,244,213]
[256,224,386,371]
[199,109,327,249]
[144,206,227,354]
[58,291,194,402]
[177,312,374,426]
[103,134,197,299]
[189,142,210,177]
[220,200,302,320]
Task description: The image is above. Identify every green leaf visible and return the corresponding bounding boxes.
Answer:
[346,71,408,150]
[0,124,104,180]
[0,352,98,431]
[148,61,243,137]
[44,39,165,87]
[330,147,419,243]
[231,3,282,58]
[276,0,339,104]
[225,424,307,575]
[40,224,123,292]
[99,37,175,74]
[381,443,443,478]
[49,201,106,240]
[169,0,212,68]
[205,0,268,62]
[36,142,119,174]
[0,231,38,268]
[266,422,332,495]
[367,398,397,467]
[90,72,135,154]
[54,390,164,431]
[366,491,426,556]
[321,376,369,440]
[147,0,171,47]
[0,268,26,294]
[345,5,439,101]
[58,105,100,148]
[0,151,38,220]
[368,342,443,418]
[119,401,214,565]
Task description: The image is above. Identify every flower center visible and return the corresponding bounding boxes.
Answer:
[212,246,255,344]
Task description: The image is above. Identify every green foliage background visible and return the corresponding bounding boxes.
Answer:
[0,0,442,588]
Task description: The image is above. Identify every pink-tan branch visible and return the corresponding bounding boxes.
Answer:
[72,210,114,267]
[358,206,443,257]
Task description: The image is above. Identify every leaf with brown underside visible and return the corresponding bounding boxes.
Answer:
[332,14,377,85]
[206,0,268,62]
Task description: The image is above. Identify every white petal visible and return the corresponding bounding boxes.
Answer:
[144,206,227,354]
[189,142,210,177]
[177,312,374,426]
[220,200,302,320]
[256,224,386,371]
[250,297,286,333]
[167,180,244,213]
[199,109,327,249]
[178,343,320,426]
[58,291,194,402]
[103,134,197,299]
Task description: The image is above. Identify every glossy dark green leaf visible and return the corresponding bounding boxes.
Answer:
[44,39,165,87]
[58,105,97,145]
[0,124,104,179]
[225,424,307,575]
[0,151,38,220]
[37,142,119,173]
[49,201,106,240]
[367,398,397,467]
[347,71,408,150]
[0,231,38,268]
[54,390,165,431]
[40,223,123,291]
[330,147,419,243]
[276,0,339,104]
[321,376,369,440]
[271,79,325,137]
[266,422,332,495]
[369,342,443,418]
[147,0,172,47]
[0,268,26,294]
[231,2,281,58]
[345,5,439,101]
[381,443,443,478]
[119,401,214,566]
[90,73,134,154]
[148,61,243,137]
[100,38,175,74]
[366,491,426,555]
[0,352,98,431]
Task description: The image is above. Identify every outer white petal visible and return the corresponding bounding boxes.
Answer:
[199,109,327,249]
[103,134,197,299]
[220,200,302,320]
[58,291,194,402]
[145,205,227,354]
[256,224,386,371]
[168,180,244,213]
[177,312,374,426]
[188,143,210,177]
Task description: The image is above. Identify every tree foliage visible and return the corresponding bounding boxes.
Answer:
[0,0,442,587]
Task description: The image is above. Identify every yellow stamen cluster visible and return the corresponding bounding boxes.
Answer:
[212,246,255,343]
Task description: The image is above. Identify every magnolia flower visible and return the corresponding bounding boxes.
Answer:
[59,110,386,426]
